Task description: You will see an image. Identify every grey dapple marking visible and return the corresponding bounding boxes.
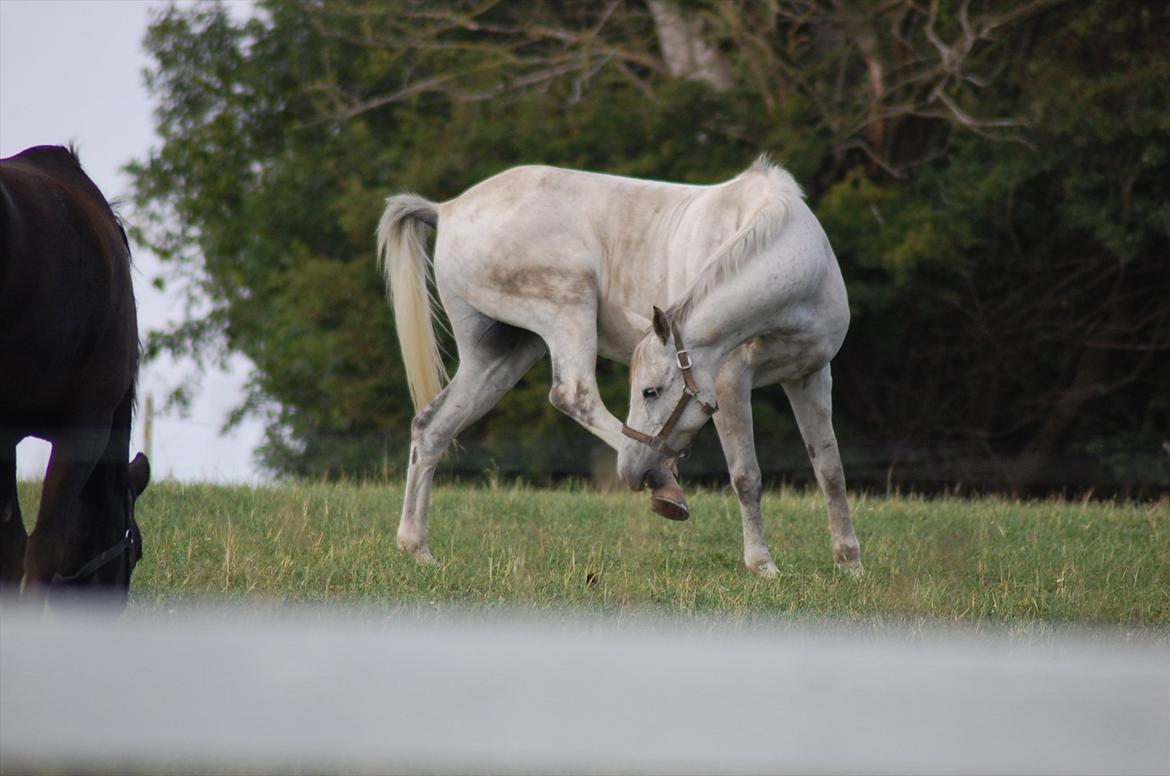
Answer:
[377,157,861,576]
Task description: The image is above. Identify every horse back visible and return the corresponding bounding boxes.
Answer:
[0,146,138,432]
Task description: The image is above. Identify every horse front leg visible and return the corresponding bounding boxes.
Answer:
[545,337,627,452]
[24,426,110,588]
[545,342,696,518]
[713,354,778,578]
[783,366,862,574]
[0,443,28,588]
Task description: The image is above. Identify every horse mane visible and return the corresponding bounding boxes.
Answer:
[668,154,803,323]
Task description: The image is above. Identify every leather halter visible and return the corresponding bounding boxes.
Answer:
[52,528,135,584]
[51,488,139,585]
[621,321,718,460]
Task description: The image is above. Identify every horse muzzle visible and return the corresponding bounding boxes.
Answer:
[631,466,691,521]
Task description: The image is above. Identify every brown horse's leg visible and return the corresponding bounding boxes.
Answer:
[0,444,28,588]
[23,427,110,587]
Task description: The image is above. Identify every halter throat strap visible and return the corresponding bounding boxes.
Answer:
[621,322,718,460]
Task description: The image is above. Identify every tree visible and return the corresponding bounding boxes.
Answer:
[131,0,1169,493]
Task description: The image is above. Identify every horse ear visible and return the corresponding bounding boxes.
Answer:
[651,306,670,344]
[128,452,151,497]
[623,308,652,333]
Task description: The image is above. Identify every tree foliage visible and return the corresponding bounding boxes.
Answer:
[130,0,1169,492]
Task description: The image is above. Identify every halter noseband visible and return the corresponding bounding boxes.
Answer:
[621,321,718,460]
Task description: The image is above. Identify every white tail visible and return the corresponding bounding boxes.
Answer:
[376,193,448,411]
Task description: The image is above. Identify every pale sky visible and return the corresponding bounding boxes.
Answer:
[1,0,268,482]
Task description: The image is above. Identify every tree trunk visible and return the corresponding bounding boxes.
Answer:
[647,1,734,92]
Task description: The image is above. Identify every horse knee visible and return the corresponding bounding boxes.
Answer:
[732,470,762,505]
[816,463,846,496]
[549,380,595,420]
[808,442,846,494]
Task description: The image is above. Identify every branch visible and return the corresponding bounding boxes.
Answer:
[931,89,1028,131]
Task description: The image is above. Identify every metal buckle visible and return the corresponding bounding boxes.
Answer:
[675,349,692,370]
[649,437,671,454]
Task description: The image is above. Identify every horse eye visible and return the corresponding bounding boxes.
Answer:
[642,387,659,400]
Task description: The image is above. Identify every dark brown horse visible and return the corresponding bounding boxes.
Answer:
[1,145,149,599]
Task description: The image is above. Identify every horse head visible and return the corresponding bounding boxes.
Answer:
[53,453,151,597]
[618,307,719,496]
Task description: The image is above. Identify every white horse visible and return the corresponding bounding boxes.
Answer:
[377,157,861,577]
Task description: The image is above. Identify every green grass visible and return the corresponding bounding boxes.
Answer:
[17,478,1170,629]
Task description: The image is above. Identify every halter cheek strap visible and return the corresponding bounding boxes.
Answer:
[51,488,138,585]
[621,322,718,460]
[51,528,134,584]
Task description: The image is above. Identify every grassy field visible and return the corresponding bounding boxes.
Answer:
[17,478,1170,629]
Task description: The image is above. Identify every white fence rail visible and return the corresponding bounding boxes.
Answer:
[2,603,1168,774]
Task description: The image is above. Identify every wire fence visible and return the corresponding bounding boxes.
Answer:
[256,426,1170,499]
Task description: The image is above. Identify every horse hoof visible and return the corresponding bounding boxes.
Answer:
[836,559,864,577]
[747,557,778,579]
[833,541,863,577]
[409,548,441,567]
[398,537,440,567]
[417,551,440,567]
[650,484,689,521]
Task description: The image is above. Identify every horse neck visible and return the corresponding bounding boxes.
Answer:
[595,182,707,310]
[674,283,765,367]
[675,204,842,366]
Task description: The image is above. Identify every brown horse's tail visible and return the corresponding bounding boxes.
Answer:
[376,193,448,411]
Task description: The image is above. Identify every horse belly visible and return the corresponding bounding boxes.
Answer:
[0,343,96,431]
[0,275,134,431]
[433,203,602,331]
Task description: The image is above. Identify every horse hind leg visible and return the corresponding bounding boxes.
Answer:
[713,352,778,578]
[783,366,862,574]
[0,444,28,588]
[398,314,546,566]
